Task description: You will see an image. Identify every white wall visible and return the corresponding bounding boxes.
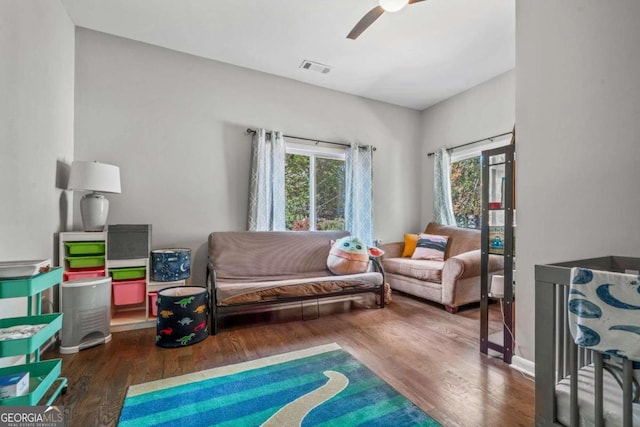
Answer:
[74,29,423,284]
[0,0,75,364]
[420,70,515,226]
[516,1,640,363]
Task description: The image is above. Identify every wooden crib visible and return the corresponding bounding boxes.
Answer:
[535,256,640,427]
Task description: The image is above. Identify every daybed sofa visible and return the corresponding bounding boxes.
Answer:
[206,230,385,334]
[380,223,503,313]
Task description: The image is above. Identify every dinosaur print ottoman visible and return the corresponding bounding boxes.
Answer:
[156,286,208,348]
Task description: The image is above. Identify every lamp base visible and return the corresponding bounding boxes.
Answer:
[80,193,109,232]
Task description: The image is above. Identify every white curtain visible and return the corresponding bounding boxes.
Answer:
[433,148,456,226]
[248,129,286,231]
[345,143,374,246]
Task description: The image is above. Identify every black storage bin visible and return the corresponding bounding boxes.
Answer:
[107,224,151,260]
[151,249,191,282]
[156,286,208,348]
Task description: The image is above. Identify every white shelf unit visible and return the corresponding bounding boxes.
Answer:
[58,232,186,332]
[107,257,153,331]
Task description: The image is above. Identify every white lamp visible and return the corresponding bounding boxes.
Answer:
[68,161,121,232]
[379,0,409,12]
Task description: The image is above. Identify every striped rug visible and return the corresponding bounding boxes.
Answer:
[118,343,440,426]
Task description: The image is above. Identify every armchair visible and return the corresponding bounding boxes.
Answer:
[380,223,503,313]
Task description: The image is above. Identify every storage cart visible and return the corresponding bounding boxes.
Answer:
[0,267,67,406]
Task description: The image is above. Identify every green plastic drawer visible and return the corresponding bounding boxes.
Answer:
[0,314,63,358]
[65,241,105,255]
[110,267,146,281]
[0,359,62,406]
[65,255,105,268]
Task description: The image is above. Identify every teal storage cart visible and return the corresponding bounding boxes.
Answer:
[0,267,67,406]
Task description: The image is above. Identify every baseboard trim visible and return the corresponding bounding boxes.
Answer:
[511,355,535,378]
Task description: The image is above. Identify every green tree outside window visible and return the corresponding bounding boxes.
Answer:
[450,157,481,228]
[285,153,344,231]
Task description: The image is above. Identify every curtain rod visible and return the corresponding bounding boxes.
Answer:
[246,128,376,151]
[426,131,513,157]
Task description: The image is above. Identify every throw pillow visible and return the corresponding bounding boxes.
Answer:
[402,233,419,257]
[411,234,449,261]
[327,236,384,275]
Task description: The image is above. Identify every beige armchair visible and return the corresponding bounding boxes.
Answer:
[380,223,503,313]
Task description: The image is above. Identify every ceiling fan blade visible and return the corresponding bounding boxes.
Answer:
[347,6,385,40]
[408,0,427,3]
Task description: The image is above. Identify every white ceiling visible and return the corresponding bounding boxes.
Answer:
[60,0,515,111]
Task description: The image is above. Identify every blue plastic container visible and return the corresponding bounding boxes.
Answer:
[151,249,191,282]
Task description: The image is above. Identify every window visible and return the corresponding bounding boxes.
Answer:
[284,143,345,231]
[449,135,512,229]
[450,156,481,229]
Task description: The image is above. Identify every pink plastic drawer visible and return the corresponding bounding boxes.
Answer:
[148,292,158,317]
[64,268,105,282]
[112,279,145,306]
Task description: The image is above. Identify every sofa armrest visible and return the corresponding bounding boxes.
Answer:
[442,250,504,281]
[487,253,505,274]
[442,250,481,282]
[369,256,386,285]
[379,242,404,260]
[441,250,504,306]
[206,261,218,334]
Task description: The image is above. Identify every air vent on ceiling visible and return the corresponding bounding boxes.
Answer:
[299,60,332,74]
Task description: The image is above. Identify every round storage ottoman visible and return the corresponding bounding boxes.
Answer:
[156,286,208,348]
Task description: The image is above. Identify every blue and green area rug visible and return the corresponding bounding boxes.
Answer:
[118,343,441,426]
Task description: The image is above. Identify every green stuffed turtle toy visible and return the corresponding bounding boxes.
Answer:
[327,236,384,275]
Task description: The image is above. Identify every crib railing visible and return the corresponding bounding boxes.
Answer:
[535,256,640,427]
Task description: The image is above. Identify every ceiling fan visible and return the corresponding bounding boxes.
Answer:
[347,0,427,40]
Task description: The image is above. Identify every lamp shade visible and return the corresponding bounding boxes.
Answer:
[379,0,409,12]
[68,161,121,194]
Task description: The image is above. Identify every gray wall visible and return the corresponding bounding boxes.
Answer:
[74,29,423,284]
[516,1,640,363]
[420,70,515,227]
[0,0,75,364]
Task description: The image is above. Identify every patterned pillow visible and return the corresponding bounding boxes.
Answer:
[402,233,419,257]
[411,234,449,261]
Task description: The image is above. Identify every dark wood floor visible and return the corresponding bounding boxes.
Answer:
[43,293,534,427]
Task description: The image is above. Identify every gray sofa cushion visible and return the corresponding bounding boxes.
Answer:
[209,230,349,281]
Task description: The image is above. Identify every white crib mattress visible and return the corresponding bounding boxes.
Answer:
[556,364,640,427]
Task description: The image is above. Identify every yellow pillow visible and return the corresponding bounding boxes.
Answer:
[402,233,419,257]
